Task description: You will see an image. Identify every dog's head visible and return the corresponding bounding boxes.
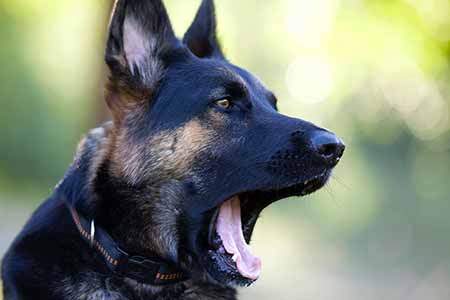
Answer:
[94,0,344,287]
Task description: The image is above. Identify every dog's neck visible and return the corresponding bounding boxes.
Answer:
[82,123,174,260]
[72,124,237,299]
[60,270,236,300]
[91,172,237,299]
[124,278,237,300]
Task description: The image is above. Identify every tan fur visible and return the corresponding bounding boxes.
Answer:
[105,78,151,125]
[56,273,129,300]
[140,180,185,259]
[87,124,114,186]
[104,115,226,258]
[207,110,226,127]
[59,275,235,300]
[111,118,219,185]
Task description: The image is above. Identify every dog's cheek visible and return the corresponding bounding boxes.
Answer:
[150,180,188,261]
[111,118,218,185]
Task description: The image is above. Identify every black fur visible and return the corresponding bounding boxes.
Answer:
[183,0,224,59]
[1,0,344,299]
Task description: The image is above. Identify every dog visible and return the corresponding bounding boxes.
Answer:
[1,0,345,299]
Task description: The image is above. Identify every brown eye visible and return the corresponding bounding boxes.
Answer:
[214,99,231,109]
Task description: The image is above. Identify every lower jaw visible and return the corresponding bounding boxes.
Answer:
[205,249,257,287]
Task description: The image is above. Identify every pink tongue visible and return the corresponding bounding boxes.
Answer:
[216,196,261,280]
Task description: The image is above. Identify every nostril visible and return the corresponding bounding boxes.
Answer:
[318,143,338,158]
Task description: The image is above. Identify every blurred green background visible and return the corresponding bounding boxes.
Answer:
[1,0,450,299]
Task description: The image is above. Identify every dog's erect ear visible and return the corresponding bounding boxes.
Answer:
[183,0,224,59]
[105,0,178,123]
[106,0,177,77]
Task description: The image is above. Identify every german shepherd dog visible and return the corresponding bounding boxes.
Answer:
[1,0,345,299]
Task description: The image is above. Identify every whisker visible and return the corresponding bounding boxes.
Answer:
[323,184,335,198]
[331,175,350,191]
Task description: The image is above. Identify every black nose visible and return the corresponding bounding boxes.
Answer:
[310,130,345,165]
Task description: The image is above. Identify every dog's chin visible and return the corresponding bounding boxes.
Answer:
[199,170,332,287]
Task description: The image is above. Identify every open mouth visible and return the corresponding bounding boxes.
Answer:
[203,171,331,286]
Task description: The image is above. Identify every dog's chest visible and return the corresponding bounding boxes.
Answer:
[58,275,237,300]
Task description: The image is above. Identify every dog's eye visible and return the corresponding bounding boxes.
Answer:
[214,99,231,109]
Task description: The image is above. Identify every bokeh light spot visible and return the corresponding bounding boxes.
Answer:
[286,55,334,104]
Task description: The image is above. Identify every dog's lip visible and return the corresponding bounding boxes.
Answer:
[208,207,221,247]
[206,170,331,252]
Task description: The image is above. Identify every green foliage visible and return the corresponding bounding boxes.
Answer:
[1,0,449,298]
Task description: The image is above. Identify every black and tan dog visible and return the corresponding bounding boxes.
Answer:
[1,0,345,299]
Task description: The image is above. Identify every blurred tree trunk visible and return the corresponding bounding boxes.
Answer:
[93,1,114,125]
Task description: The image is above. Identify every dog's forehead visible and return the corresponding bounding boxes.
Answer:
[175,58,247,86]
[206,61,266,92]
[175,58,271,100]
[213,64,246,85]
[228,64,269,95]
